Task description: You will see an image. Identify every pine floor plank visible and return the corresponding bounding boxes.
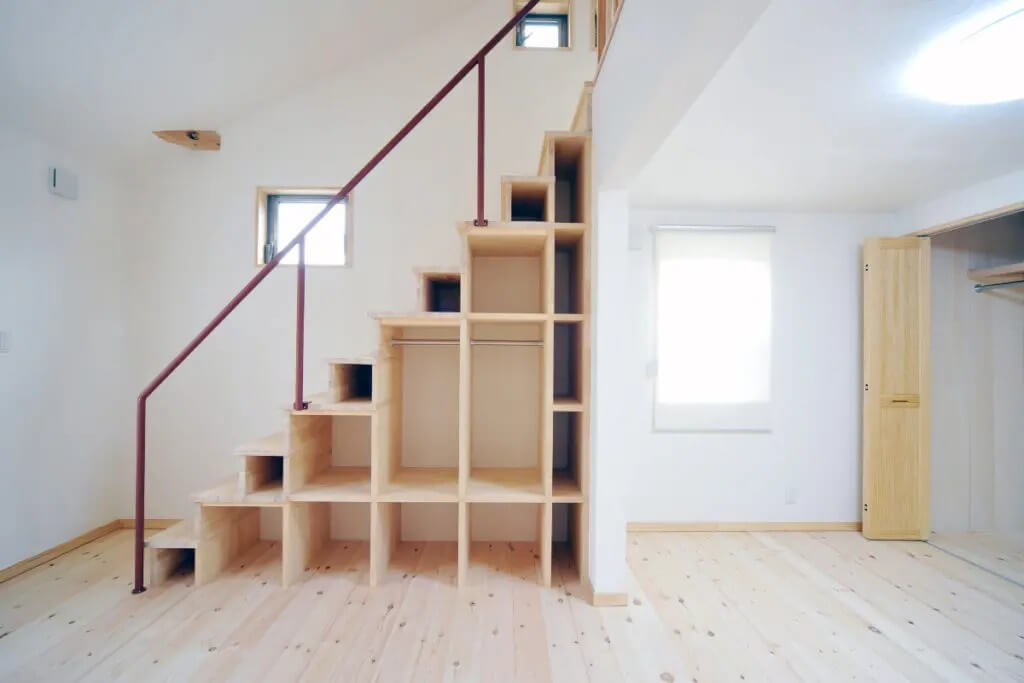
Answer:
[2,529,1023,682]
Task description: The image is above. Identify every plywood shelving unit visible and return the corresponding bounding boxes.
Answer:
[147,123,592,598]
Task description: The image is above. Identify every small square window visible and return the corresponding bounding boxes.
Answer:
[515,14,569,48]
[257,189,351,266]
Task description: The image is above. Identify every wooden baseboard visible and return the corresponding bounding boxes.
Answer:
[0,518,185,584]
[627,521,862,532]
[592,591,629,607]
[0,520,122,583]
[117,518,182,530]
[581,578,629,607]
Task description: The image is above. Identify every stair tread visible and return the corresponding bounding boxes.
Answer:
[372,312,461,328]
[301,392,375,416]
[458,220,584,233]
[233,432,286,457]
[501,174,555,183]
[145,520,197,549]
[192,477,285,506]
[290,466,371,502]
[325,353,376,366]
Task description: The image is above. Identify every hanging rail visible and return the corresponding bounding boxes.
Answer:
[974,279,1024,292]
[132,0,541,594]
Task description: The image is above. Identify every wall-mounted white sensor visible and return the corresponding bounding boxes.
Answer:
[48,167,78,199]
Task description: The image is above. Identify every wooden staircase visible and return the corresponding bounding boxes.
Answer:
[146,99,594,599]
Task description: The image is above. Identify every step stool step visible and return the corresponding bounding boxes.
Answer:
[145,519,197,549]
[233,432,286,458]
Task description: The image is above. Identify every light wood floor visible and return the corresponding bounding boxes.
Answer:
[1,529,1023,681]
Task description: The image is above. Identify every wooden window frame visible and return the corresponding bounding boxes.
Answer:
[254,187,353,267]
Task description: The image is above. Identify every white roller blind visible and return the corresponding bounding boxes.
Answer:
[654,227,773,431]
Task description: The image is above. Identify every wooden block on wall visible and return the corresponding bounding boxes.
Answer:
[153,129,221,150]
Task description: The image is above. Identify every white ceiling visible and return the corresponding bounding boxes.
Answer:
[630,0,1024,211]
[0,0,479,167]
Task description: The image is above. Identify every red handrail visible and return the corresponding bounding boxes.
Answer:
[133,0,541,593]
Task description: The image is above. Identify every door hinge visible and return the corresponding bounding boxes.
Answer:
[864,383,869,392]
[864,263,869,272]
[863,503,868,512]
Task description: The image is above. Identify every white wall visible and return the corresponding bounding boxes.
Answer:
[900,168,1024,235]
[589,189,630,594]
[620,209,896,524]
[930,215,1024,532]
[0,126,131,567]
[125,0,595,519]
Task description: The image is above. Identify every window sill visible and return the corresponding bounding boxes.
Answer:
[513,45,573,51]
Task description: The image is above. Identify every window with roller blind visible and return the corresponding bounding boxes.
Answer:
[653,227,774,431]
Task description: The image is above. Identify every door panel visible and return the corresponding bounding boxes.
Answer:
[863,237,930,539]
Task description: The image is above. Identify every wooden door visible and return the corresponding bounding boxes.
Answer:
[862,237,930,539]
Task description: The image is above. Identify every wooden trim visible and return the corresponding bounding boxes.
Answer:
[0,520,122,583]
[626,521,862,532]
[594,0,624,79]
[153,130,220,151]
[967,260,1024,284]
[118,518,183,530]
[581,578,628,606]
[912,200,1024,237]
[592,591,629,607]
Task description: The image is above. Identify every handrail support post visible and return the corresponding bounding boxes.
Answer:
[132,397,146,594]
[474,56,487,227]
[294,236,308,411]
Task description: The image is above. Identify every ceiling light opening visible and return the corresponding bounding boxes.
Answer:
[904,0,1024,105]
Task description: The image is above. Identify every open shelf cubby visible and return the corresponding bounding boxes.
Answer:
[468,502,545,582]
[554,231,583,314]
[288,413,372,502]
[552,412,583,501]
[502,176,554,222]
[554,322,581,403]
[378,322,460,501]
[552,136,587,224]
[468,321,545,500]
[283,501,370,583]
[241,453,284,496]
[467,229,547,314]
[197,505,281,585]
[329,362,373,403]
[373,502,458,585]
[420,272,461,312]
[552,502,585,583]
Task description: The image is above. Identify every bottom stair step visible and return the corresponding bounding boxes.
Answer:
[145,520,196,586]
[145,519,197,549]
